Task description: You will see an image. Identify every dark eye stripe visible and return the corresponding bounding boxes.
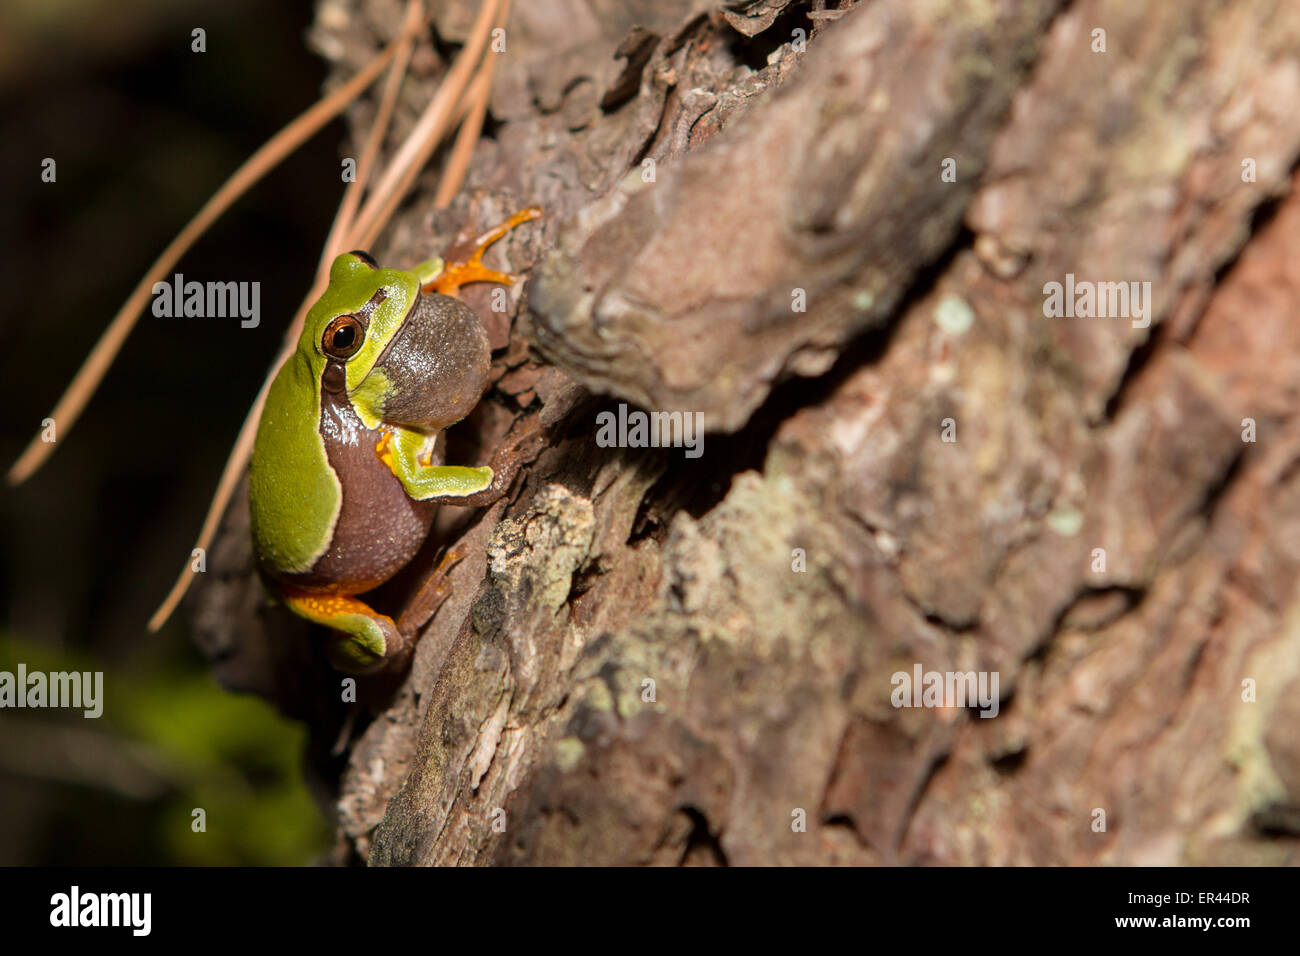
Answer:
[348,250,378,268]
[354,289,387,328]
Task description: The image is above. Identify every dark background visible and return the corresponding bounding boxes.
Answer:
[0,0,345,864]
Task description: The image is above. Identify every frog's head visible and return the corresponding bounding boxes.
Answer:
[299,251,420,398]
[300,251,491,431]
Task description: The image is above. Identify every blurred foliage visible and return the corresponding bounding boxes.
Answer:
[0,633,331,865]
[0,1,342,863]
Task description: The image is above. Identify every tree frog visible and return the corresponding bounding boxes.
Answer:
[249,208,539,675]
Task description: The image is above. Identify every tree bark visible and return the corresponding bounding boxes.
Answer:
[195,0,1300,865]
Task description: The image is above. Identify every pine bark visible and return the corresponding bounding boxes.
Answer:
[195,0,1300,865]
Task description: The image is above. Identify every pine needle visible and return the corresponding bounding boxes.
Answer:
[7,38,407,487]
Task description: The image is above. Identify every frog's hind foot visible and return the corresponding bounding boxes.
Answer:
[279,586,409,676]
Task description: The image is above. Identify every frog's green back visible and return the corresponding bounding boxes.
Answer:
[249,351,341,574]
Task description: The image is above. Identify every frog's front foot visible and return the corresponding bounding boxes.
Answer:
[452,420,547,509]
[423,206,543,297]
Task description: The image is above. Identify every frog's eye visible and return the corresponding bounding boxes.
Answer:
[322,314,365,360]
[348,250,378,268]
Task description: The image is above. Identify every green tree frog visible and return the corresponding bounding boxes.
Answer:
[249,208,539,675]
